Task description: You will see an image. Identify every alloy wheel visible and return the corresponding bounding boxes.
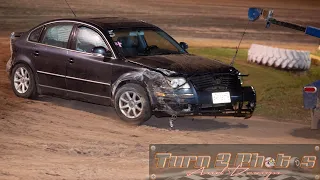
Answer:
[14,67,30,94]
[119,91,143,119]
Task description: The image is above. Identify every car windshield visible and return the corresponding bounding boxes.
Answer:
[110,28,186,57]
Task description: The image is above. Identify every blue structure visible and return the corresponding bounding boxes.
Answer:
[303,81,320,129]
[303,80,320,109]
[248,8,320,129]
[248,8,320,38]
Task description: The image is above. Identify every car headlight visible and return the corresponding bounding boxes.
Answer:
[167,77,190,89]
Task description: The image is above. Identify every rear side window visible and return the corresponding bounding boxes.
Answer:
[29,26,43,42]
[41,24,73,48]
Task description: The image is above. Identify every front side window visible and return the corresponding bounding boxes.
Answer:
[111,28,186,57]
[29,26,44,42]
[74,26,109,53]
[42,24,73,48]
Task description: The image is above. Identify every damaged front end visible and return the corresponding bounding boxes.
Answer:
[113,67,256,119]
[152,70,256,119]
[111,68,184,117]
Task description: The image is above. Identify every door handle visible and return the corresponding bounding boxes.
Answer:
[69,58,74,64]
[34,51,39,56]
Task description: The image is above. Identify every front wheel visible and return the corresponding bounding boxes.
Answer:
[11,64,37,99]
[114,83,152,125]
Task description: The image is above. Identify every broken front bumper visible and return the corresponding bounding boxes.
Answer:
[152,86,256,118]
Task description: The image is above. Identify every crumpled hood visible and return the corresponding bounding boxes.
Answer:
[127,54,236,75]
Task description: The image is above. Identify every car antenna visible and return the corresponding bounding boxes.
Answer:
[64,0,77,17]
[230,20,250,66]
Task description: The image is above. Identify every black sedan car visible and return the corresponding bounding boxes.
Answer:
[6,17,256,124]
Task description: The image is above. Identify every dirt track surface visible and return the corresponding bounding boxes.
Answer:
[1,0,320,179]
[0,39,320,180]
[1,0,320,49]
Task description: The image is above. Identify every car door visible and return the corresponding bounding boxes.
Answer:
[33,22,74,96]
[66,24,115,105]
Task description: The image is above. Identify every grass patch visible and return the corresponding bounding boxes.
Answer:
[188,47,320,122]
[313,50,320,56]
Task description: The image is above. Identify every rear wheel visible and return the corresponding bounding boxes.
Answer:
[11,64,37,99]
[114,83,152,125]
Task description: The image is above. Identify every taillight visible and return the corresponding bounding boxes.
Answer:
[304,86,317,93]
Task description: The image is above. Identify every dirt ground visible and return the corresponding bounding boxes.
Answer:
[1,38,320,179]
[1,0,320,50]
[0,0,320,179]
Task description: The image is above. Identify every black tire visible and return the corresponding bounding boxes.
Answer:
[11,63,37,99]
[114,83,152,125]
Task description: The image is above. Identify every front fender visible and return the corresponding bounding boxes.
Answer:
[111,69,171,106]
[111,70,148,105]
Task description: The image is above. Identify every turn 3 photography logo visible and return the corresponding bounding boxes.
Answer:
[149,144,320,180]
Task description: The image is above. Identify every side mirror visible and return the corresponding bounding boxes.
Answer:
[92,46,113,61]
[179,42,188,50]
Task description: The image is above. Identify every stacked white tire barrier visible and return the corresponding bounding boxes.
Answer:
[248,44,311,70]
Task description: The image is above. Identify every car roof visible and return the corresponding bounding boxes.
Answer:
[41,17,157,30]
